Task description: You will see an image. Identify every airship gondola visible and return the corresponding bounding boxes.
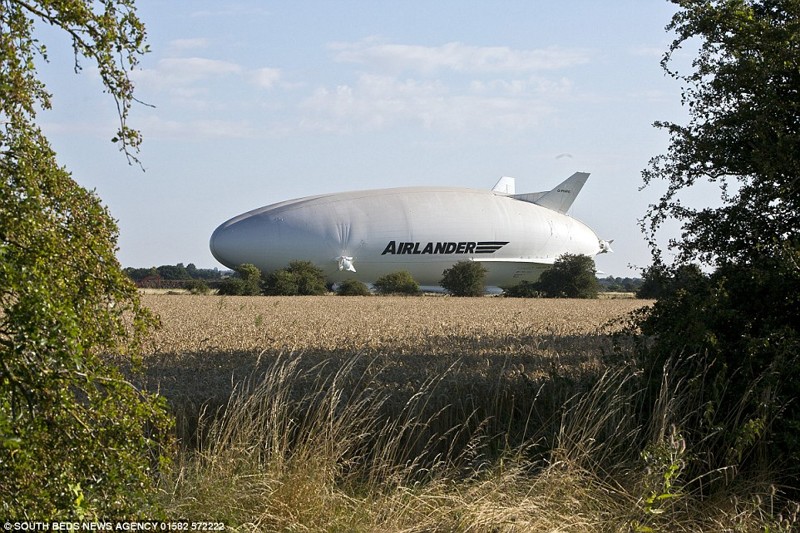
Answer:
[210,172,611,288]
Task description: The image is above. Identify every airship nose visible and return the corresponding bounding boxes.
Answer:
[209,223,238,269]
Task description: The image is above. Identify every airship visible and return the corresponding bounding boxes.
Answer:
[210,172,612,288]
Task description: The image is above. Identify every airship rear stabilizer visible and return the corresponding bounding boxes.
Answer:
[510,171,589,214]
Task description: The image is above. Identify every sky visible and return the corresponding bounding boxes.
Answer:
[35,0,695,278]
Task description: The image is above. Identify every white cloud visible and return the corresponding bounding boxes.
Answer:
[133,57,244,97]
[135,57,288,95]
[251,67,282,89]
[168,38,210,52]
[330,39,591,74]
[129,40,587,140]
[157,57,242,82]
[299,74,556,134]
[469,77,573,96]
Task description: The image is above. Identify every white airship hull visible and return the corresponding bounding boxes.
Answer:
[210,177,605,288]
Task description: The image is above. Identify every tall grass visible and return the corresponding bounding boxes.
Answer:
[160,351,798,532]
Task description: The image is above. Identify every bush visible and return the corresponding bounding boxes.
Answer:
[263,269,300,296]
[216,263,262,296]
[263,260,327,296]
[184,279,210,295]
[217,277,246,295]
[631,260,800,487]
[336,279,371,296]
[237,263,263,295]
[636,263,704,299]
[502,280,540,298]
[373,271,421,295]
[537,254,598,298]
[288,261,328,295]
[439,261,487,296]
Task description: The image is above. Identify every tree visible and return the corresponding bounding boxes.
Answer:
[157,263,189,280]
[535,254,599,298]
[184,279,211,295]
[1,0,172,518]
[439,260,487,296]
[262,260,327,296]
[373,270,421,295]
[237,263,263,295]
[217,263,262,295]
[336,279,371,296]
[501,280,540,298]
[636,263,706,299]
[286,260,328,295]
[642,0,800,267]
[637,0,800,489]
[124,266,156,282]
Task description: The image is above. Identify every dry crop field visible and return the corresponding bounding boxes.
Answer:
[141,294,646,357]
[135,294,649,435]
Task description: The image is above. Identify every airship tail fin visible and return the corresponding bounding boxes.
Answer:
[529,172,590,214]
[491,176,516,195]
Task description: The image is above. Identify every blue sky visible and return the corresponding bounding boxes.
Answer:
[37,1,693,277]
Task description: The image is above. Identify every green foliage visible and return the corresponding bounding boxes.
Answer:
[237,263,262,296]
[642,0,800,268]
[263,260,327,296]
[216,263,262,296]
[636,263,706,300]
[439,260,487,296]
[536,254,599,298]
[124,266,160,282]
[635,0,800,493]
[263,269,299,296]
[124,264,222,283]
[632,426,688,532]
[373,270,421,295]
[216,277,247,296]
[336,279,371,296]
[0,0,172,518]
[598,276,643,293]
[184,279,210,295]
[156,263,189,280]
[185,263,223,280]
[288,260,328,295]
[501,280,541,298]
[634,260,800,482]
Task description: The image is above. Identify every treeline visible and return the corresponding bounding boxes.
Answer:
[217,254,614,298]
[124,263,228,289]
[598,276,642,293]
[124,257,643,297]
